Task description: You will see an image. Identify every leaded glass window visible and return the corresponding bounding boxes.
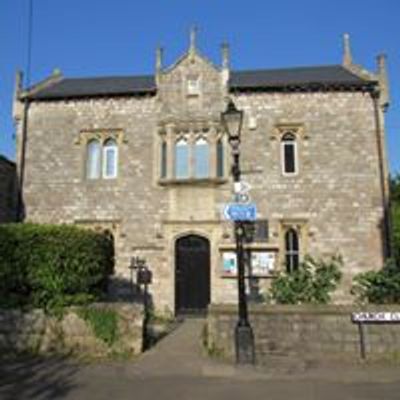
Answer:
[194,137,209,178]
[281,132,297,175]
[86,139,101,179]
[103,138,118,179]
[216,138,224,178]
[161,140,167,179]
[285,228,299,273]
[175,138,189,179]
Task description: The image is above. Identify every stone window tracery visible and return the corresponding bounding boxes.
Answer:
[159,123,227,183]
[84,135,119,180]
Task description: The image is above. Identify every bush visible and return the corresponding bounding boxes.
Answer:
[270,255,343,304]
[0,223,114,311]
[351,259,400,304]
[78,306,119,346]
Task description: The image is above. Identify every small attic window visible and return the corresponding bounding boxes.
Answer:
[187,76,200,96]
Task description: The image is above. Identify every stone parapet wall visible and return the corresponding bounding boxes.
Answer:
[0,303,143,358]
[207,304,400,362]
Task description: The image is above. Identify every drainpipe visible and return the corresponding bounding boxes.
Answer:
[16,96,30,221]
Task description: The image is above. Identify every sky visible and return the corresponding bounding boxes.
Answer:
[0,0,399,173]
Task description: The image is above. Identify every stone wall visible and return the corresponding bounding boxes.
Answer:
[0,155,17,223]
[207,304,400,363]
[0,303,143,358]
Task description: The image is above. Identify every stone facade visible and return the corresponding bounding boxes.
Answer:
[14,34,391,312]
[0,155,17,223]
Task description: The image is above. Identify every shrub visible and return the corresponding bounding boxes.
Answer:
[78,306,119,346]
[351,259,400,304]
[0,223,114,311]
[270,255,343,304]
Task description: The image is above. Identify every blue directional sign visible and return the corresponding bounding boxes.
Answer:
[223,203,257,222]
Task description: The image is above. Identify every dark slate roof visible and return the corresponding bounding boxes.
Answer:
[27,65,375,100]
[29,75,156,100]
[229,65,374,89]
[0,155,16,167]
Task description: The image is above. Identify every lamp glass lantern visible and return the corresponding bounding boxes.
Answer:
[221,100,243,149]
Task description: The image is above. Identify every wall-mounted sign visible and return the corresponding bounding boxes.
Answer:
[221,250,276,277]
[250,252,275,275]
[222,252,237,275]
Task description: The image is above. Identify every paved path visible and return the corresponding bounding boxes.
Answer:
[1,318,400,400]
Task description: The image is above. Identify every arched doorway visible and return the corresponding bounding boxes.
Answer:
[175,235,210,314]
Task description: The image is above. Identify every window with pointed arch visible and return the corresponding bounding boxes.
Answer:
[175,137,189,179]
[281,132,298,175]
[85,137,118,180]
[103,138,118,179]
[86,139,101,179]
[285,228,300,273]
[194,137,209,178]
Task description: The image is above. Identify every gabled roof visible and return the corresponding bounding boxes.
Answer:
[26,65,376,101]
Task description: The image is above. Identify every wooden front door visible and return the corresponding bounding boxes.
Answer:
[175,235,210,314]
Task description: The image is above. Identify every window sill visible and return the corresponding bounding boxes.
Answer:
[158,177,228,186]
[83,178,119,185]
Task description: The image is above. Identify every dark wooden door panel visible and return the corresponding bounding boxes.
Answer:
[175,235,210,314]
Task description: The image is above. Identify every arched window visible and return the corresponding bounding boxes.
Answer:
[103,138,118,179]
[216,138,224,178]
[285,228,300,273]
[86,139,101,179]
[194,137,209,178]
[281,132,297,175]
[161,140,167,179]
[175,138,189,179]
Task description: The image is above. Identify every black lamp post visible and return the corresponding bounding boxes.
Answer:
[221,99,255,365]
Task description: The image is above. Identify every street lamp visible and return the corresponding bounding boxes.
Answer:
[221,99,255,365]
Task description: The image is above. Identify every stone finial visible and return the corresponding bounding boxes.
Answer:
[12,70,24,122]
[156,46,163,73]
[14,70,23,95]
[221,42,230,70]
[189,26,198,54]
[52,68,62,76]
[342,33,353,66]
[377,53,390,110]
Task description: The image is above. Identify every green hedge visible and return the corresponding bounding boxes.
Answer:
[0,223,114,310]
[351,259,400,304]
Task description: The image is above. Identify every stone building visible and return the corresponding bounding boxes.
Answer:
[13,33,391,313]
[0,155,17,223]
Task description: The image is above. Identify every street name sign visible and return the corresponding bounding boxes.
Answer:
[223,203,257,221]
[352,312,400,323]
